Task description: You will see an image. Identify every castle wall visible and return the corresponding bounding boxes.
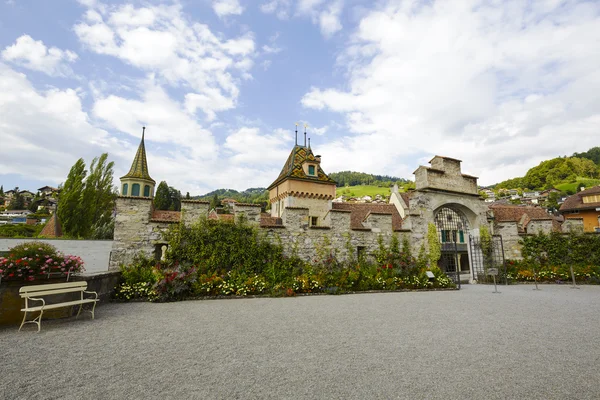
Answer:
[181,200,210,225]
[261,207,402,262]
[527,220,553,234]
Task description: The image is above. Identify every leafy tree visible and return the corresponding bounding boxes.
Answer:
[0,185,4,197]
[427,223,441,268]
[210,193,220,209]
[58,154,116,238]
[154,181,171,210]
[82,153,117,238]
[185,192,191,200]
[573,147,600,165]
[8,187,25,210]
[58,159,87,237]
[168,186,182,211]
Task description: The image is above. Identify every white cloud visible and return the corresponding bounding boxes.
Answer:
[301,0,600,184]
[260,0,343,36]
[1,35,78,76]
[212,0,243,18]
[0,63,122,184]
[224,127,292,164]
[74,1,256,121]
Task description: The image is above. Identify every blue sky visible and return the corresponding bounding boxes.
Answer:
[1,0,600,195]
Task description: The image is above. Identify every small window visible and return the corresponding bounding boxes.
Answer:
[311,216,318,226]
[122,183,128,196]
[132,184,140,196]
[143,185,150,197]
[308,165,315,175]
[357,246,366,258]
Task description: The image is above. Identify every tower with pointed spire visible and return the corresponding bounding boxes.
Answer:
[267,127,336,225]
[120,127,156,198]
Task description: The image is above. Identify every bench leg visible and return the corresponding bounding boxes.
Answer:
[18,311,28,331]
[76,303,83,319]
[90,301,97,320]
[19,310,43,332]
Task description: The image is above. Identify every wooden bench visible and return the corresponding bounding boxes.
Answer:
[19,281,99,332]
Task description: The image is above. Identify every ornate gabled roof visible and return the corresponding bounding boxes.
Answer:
[267,145,336,190]
[121,128,155,183]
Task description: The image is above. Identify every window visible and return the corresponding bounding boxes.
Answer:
[132,184,140,196]
[308,165,315,175]
[311,216,318,226]
[122,183,128,196]
[143,185,150,197]
[459,230,464,243]
[357,246,366,258]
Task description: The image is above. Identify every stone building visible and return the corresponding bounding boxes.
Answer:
[110,131,576,282]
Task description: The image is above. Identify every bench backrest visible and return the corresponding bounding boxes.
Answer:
[19,281,88,297]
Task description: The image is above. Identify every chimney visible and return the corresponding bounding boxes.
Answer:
[315,155,321,163]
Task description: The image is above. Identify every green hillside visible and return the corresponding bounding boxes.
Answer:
[335,185,409,199]
[555,178,600,194]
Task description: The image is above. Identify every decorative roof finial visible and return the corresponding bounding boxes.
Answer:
[295,122,298,145]
[142,126,146,140]
[308,137,311,148]
[304,123,308,147]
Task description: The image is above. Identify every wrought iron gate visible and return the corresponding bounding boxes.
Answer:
[468,234,507,284]
[434,207,471,289]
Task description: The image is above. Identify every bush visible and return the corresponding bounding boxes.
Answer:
[0,224,44,238]
[0,241,85,282]
[113,220,456,302]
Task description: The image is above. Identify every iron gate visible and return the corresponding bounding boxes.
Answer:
[434,207,471,289]
[468,234,507,284]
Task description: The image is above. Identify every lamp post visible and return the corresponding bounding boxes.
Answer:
[533,251,546,291]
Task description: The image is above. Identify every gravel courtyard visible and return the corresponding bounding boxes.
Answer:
[1,284,599,399]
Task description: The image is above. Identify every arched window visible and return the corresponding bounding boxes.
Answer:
[132,184,140,196]
[122,183,128,196]
[144,185,150,197]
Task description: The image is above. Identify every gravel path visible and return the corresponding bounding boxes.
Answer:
[1,284,600,399]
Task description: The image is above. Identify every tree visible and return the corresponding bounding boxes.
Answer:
[210,193,220,209]
[8,187,25,210]
[58,154,116,238]
[185,192,191,200]
[82,153,117,239]
[154,181,171,210]
[58,159,87,237]
[427,223,441,268]
[168,186,182,211]
[0,185,4,197]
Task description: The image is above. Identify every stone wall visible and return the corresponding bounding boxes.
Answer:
[181,200,210,225]
[261,207,403,262]
[527,220,553,234]
[494,222,521,259]
[0,239,113,274]
[415,156,478,195]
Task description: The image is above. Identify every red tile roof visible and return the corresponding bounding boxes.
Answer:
[559,186,600,212]
[489,205,552,222]
[331,203,403,230]
[151,210,181,223]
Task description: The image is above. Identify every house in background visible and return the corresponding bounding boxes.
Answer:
[559,186,600,232]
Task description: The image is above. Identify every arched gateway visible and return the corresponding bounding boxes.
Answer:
[402,156,491,285]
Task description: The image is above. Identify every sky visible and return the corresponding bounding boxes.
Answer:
[1,0,599,196]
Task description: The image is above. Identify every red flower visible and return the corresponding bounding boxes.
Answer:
[27,276,35,281]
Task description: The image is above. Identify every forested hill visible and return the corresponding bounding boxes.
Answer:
[495,146,600,191]
[196,187,268,204]
[328,171,409,187]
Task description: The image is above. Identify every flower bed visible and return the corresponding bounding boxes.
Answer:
[0,241,85,283]
[505,259,600,284]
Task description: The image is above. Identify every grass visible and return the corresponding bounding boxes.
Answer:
[336,185,393,198]
[555,177,600,193]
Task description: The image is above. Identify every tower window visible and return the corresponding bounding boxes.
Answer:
[308,165,315,175]
[132,184,140,196]
[311,216,318,226]
[144,185,150,197]
[122,183,128,196]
